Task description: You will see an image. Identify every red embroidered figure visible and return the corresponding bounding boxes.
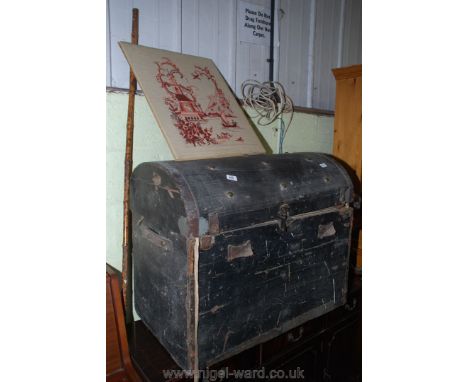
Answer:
[192,66,238,128]
[156,58,216,146]
[155,58,244,145]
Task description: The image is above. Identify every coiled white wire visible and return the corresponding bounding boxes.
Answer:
[241,80,294,153]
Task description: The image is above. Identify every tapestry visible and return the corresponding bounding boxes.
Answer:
[119,42,266,160]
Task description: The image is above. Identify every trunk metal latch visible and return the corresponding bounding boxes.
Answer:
[278,203,290,232]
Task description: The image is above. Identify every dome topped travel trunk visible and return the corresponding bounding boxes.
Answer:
[130,152,354,369]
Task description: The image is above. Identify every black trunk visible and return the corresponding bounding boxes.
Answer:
[130,152,353,369]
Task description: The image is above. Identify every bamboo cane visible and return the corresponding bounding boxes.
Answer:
[122,8,139,323]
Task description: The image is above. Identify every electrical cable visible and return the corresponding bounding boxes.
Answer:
[241,80,294,153]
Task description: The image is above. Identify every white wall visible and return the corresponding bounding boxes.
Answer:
[310,0,362,109]
[181,0,238,87]
[277,0,315,107]
[310,0,344,110]
[108,0,182,89]
[106,0,361,110]
[341,0,362,67]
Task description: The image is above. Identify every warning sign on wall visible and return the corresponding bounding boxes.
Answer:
[238,0,271,46]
